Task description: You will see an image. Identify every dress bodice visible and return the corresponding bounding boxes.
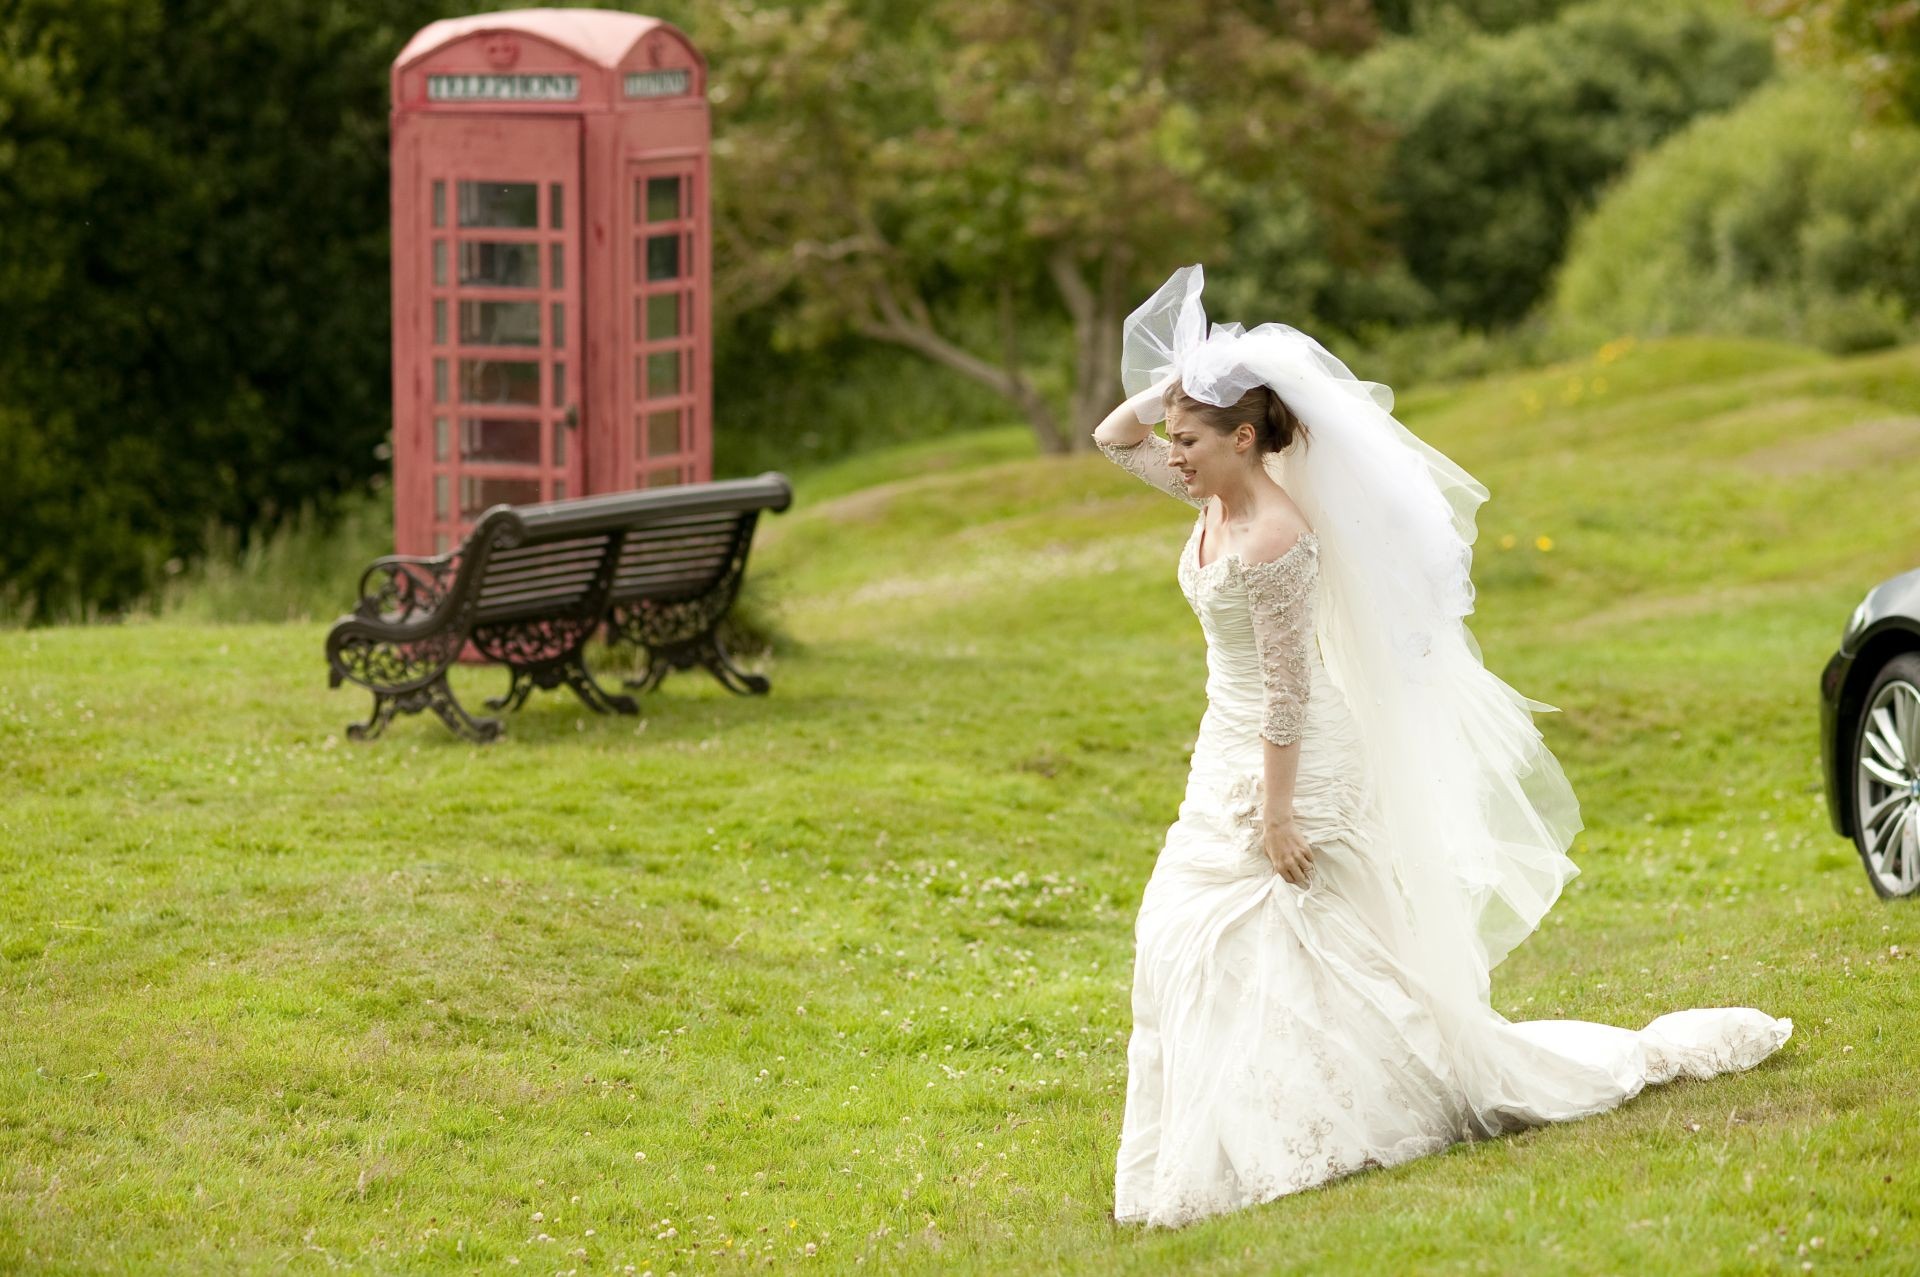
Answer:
[1178,515,1323,749]
[1096,430,1320,748]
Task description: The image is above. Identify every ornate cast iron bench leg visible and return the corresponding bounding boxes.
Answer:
[346,692,402,742]
[423,676,504,743]
[493,652,640,718]
[342,675,500,744]
[486,668,538,714]
[624,651,671,695]
[611,597,769,698]
[622,633,769,697]
[703,632,770,695]
[564,656,641,716]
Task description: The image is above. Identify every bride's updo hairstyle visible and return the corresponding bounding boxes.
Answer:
[1163,381,1308,455]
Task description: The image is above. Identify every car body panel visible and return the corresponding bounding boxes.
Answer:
[1821,567,1920,839]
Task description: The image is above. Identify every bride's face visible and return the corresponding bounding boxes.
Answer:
[1165,412,1255,500]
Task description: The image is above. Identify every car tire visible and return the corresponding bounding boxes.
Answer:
[1852,650,1920,899]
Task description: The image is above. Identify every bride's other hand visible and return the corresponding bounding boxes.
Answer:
[1091,373,1178,446]
[1263,819,1313,886]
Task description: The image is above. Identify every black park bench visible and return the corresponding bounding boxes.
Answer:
[325,473,792,742]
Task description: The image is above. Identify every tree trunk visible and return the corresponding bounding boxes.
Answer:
[1051,249,1127,453]
[856,279,1070,453]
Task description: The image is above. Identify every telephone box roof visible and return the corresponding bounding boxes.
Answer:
[394,8,682,72]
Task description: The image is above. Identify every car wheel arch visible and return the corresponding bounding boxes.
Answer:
[1841,628,1920,838]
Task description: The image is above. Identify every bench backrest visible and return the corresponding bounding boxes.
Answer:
[609,509,755,605]
[473,533,622,625]
[460,472,792,626]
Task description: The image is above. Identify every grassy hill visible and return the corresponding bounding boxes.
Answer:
[3,333,1917,1272]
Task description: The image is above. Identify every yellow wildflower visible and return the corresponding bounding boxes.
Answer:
[1596,335,1637,365]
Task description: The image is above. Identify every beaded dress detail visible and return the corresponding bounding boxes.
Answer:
[1097,431,1793,1229]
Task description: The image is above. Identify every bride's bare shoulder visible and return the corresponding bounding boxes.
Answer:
[1240,504,1315,568]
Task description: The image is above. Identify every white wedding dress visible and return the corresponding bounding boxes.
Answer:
[1099,433,1793,1229]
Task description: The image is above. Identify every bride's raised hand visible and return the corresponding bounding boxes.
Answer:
[1263,819,1314,886]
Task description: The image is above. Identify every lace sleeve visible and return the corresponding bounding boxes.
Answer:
[1096,432,1206,510]
[1242,535,1319,747]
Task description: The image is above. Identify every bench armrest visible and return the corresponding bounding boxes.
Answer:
[354,553,458,622]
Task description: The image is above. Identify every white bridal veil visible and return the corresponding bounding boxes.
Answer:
[1123,264,1585,1035]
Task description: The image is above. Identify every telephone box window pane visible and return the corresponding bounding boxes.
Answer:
[461,474,541,516]
[553,362,566,406]
[643,292,680,340]
[459,358,540,404]
[549,243,564,289]
[648,466,683,489]
[645,234,680,282]
[459,300,540,346]
[433,240,447,287]
[432,180,446,228]
[646,409,680,457]
[459,242,539,288]
[551,302,565,349]
[645,350,681,398]
[553,479,567,500]
[434,416,449,461]
[434,474,449,519]
[434,532,450,554]
[647,176,680,223]
[549,182,564,230]
[458,417,541,465]
[433,299,447,345]
[457,181,537,228]
[433,358,448,403]
[553,425,566,466]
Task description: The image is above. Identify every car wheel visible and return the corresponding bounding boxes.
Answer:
[1852,651,1920,899]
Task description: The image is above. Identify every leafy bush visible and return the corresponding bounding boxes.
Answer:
[1552,74,1920,352]
[0,0,461,621]
[1339,0,1774,330]
[1371,0,1580,38]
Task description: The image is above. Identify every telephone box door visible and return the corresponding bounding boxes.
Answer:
[402,115,582,554]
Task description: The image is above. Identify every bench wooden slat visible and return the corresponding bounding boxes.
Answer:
[616,540,735,563]
[481,561,605,591]
[491,544,610,568]
[477,590,599,617]
[618,548,729,573]
[617,532,737,555]
[613,569,726,596]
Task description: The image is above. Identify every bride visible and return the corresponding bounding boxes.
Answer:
[1093,265,1793,1229]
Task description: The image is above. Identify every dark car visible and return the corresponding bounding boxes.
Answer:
[1821,568,1920,898]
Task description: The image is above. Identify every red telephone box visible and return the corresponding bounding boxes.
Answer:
[389,9,711,555]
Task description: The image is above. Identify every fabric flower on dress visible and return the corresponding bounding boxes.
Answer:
[1219,770,1269,868]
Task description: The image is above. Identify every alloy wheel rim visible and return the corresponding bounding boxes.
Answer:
[1856,678,1920,896]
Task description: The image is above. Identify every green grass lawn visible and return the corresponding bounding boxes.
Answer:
[4,333,1918,1273]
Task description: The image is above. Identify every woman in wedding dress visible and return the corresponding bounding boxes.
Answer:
[1093,265,1793,1229]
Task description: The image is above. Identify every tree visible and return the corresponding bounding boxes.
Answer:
[1760,0,1920,122]
[1346,0,1774,329]
[699,0,1389,452]
[0,0,452,619]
